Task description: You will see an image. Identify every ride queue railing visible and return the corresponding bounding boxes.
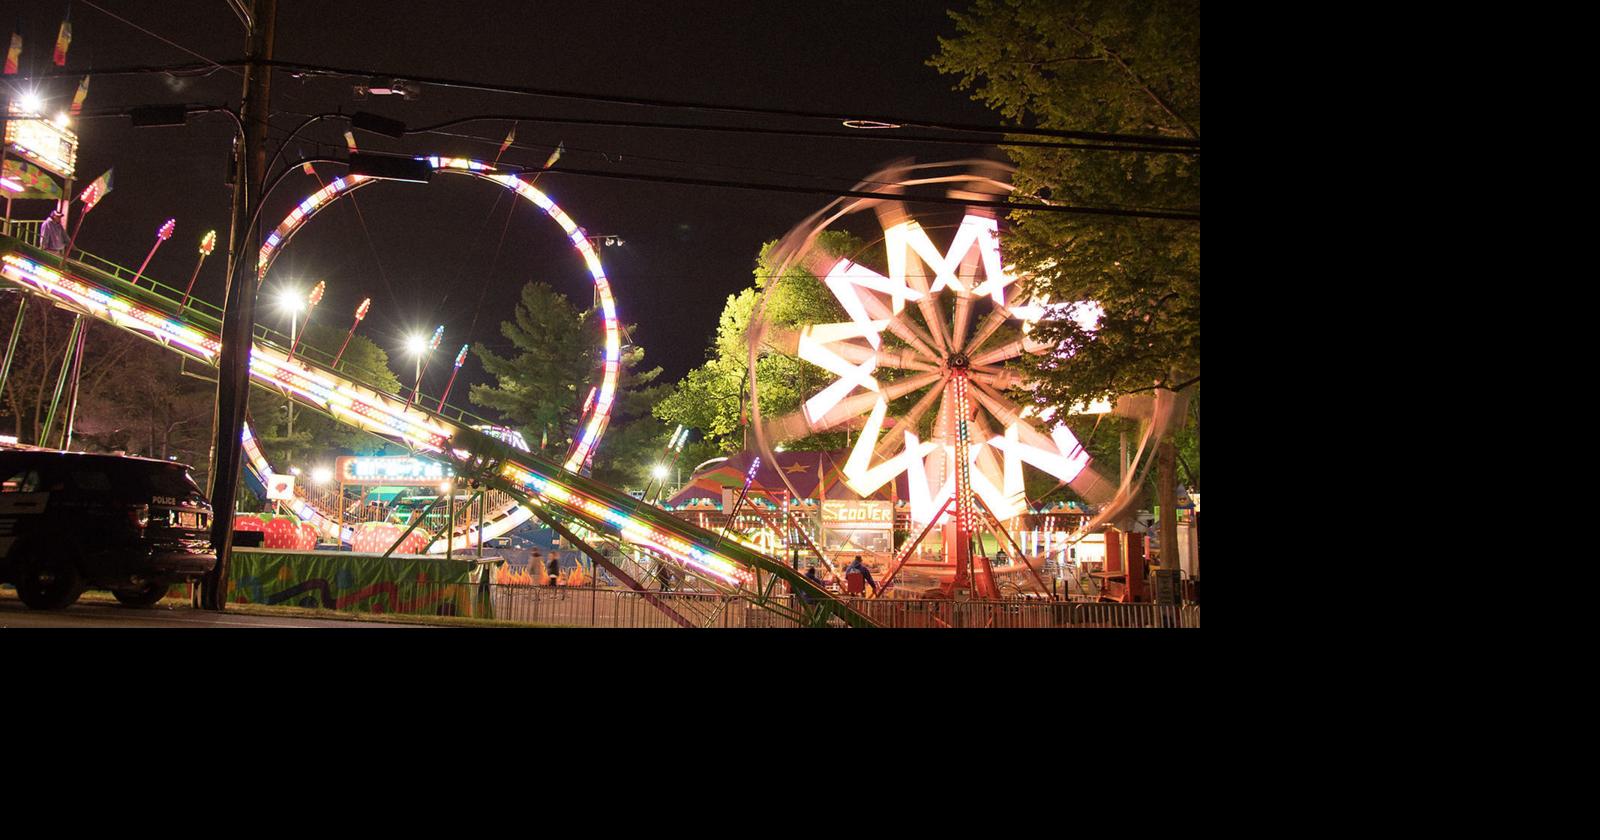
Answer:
[260,579,1200,628]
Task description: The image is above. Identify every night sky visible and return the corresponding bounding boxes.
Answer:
[1,0,1002,393]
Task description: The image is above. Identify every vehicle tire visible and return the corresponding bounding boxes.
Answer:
[112,581,169,608]
[15,555,85,610]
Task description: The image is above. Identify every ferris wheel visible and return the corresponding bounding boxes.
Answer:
[749,162,1118,581]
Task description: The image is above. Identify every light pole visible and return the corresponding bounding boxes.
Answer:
[288,280,324,361]
[404,333,429,408]
[277,286,302,439]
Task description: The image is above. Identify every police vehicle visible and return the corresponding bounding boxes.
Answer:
[0,445,216,609]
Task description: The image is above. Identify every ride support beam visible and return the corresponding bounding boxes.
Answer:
[975,495,1054,597]
[520,501,696,629]
[0,295,27,400]
[382,495,443,558]
[878,494,953,594]
[40,314,83,447]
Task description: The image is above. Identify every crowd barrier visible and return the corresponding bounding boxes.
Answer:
[248,580,1199,628]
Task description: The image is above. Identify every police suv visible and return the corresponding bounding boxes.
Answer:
[0,445,216,609]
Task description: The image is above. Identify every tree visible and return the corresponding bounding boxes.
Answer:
[653,232,862,453]
[0,297,142,446]
[932,1,1199,554]
[470,281,665,481]
[930,0,1200,411]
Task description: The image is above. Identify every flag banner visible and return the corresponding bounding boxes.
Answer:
[1,158,63,199]
[78,168,113,212]
[498,123,517,156]
[301,161,316,176]
[3,33,20,75]
[70,75,89,115]
[344,130,357,154]
[544,142,563,170]
[53,19,70,66]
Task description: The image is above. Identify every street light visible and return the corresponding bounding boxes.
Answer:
[288,280,325,360]
[311,467,333,485]
[277,287,303,437]
[404,333,429,407]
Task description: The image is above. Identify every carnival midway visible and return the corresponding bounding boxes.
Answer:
[0,5,1198,629]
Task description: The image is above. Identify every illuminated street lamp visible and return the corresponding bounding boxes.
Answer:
[288,281,324,361]
[311,466,333,486]
[277,286,304,437]
[277,286,304,347]
[404,332,430,408]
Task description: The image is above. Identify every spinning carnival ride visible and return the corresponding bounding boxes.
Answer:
[750,162,1121,599]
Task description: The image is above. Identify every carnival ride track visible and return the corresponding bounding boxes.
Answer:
[0,235,874,628]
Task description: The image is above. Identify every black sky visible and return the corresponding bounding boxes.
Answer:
[2,0,1003,395]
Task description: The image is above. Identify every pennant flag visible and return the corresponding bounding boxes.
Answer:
[498,123,517,156]
[344,130,357,154]
[78,168,113,212]
[301,161,316,176]
[70,75,89,115]
[54,19,71,67]
[1,159,62,199]
[4,33,20,75]
[543,142,564,170]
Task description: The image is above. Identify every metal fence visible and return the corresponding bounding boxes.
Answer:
[278,580,1199,628]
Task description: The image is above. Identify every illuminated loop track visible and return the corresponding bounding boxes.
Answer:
[243,156,622,553]
[0,234,869,626]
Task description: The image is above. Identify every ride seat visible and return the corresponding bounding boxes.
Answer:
[844,571,866,596]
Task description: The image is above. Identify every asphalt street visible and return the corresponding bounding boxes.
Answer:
[0,590,420,628]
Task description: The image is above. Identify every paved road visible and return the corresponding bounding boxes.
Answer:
[0,592,419,628]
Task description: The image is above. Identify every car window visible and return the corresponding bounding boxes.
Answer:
[142,467,202,498]
[2,469,42,493]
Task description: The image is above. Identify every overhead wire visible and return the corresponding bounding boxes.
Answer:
[264,59,1200,148]
[36,58,1198,149]
[405,114,1197,156]
[275,117,1197,221]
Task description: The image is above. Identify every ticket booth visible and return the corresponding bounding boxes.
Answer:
[818,499,892,568]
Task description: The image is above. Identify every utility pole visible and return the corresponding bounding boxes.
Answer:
[202,0,276,610]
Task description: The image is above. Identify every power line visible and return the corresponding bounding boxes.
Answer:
[65,108,1197,221]
[78,0,239,76]
[407,114,1197,156]
[38,59,1197,149]
[467,160,1200,221]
